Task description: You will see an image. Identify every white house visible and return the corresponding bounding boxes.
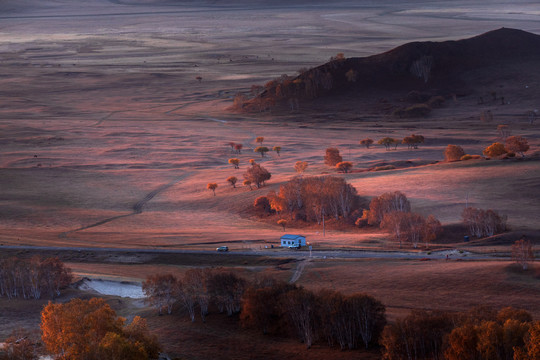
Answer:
[280,234,306,248]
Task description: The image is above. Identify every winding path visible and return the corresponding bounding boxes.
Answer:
[59,173,191,238]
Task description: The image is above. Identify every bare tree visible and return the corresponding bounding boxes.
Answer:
[512,238,534,270]
[281,288,318,348]
[142,274,177,315]
[324,148,342,167]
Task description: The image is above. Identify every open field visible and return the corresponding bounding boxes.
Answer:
[1,0,540,358]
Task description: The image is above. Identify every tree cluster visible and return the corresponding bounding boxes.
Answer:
[483,136,530,158]
[41,297,160,360]
[241,280,386,350]
[243,162,271,189]
[358,192,442,248]
[0,256,72,300]
[462,207,507,238]
[256,176,361,224]
[381,306,538,360]
[142,269,247,321]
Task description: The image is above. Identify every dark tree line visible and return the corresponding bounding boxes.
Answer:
[242,280,386,350]
[142,269,246,321]
[143,272,387,351]
[0,256,72,300]
[381,306,538,360]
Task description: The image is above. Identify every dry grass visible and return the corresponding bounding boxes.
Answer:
[2,1,540,358]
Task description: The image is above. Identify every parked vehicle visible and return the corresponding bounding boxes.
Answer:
[216,246,229,252]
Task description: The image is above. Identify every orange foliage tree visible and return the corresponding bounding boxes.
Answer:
[335,161,353,173]
[505,135,530,157]
[483,142,507,157]
[41,298,159,360]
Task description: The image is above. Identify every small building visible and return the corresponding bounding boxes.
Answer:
[280,234,306,248]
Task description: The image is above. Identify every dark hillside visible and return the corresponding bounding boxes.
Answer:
[236,28,540,113]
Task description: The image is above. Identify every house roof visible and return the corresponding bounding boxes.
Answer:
[280,234,305,240]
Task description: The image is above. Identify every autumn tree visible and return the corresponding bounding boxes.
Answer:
[41,298,124,360]
[277,219,287,231]
[226,176,237,188]
[512,238,534,270]
[505,136,529,157]
[228,158,240,169]
[41,298,159,360]
[244,163,271,188]
[142,273,178,315]
[403,134,424,149]
[324,147,342,166]
[0,328,37,360]
[514,321,540,360]
[243,179,252,190]
[360,138,374,149]
[234,143,243,154]
[254,196,272,215]
[254,146,269,157]
[378,137,399,151]
[255,136,264,145]
[207,182,218,196]
[294,161,308,174]
[367,191,411,226]
[249,158,256,165]
[381,310,454,360]
[422,215,442,248]
[380,211,409,248]
[483,142,507,157]
[272,146,282,156]
[335,161,353,173]
[444,144,465,162]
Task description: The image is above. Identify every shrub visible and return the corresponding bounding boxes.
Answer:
[460,154,473,161]
[373,165,396,171]
[483,142,507,157]
[393,103,431,118]
[444,144,465,162]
